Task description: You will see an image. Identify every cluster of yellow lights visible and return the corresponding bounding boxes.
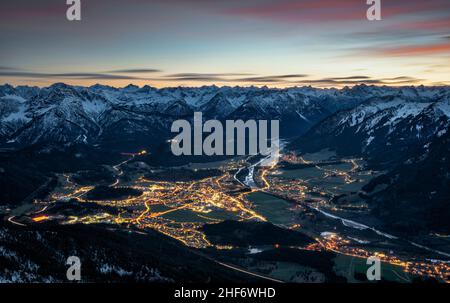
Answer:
[35,151,450,282]
[32,215,49,223]
[309,233,450,283]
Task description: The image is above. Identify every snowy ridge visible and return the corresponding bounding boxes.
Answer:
[0,83,449,148]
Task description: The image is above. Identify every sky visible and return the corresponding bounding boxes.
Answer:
[0,0,449,88]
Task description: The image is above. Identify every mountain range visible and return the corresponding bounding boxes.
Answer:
[3,83,447,150]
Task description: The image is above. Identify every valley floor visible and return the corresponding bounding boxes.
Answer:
[2,149,450,283]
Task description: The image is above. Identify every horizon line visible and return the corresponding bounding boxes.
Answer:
[2,82,449,91]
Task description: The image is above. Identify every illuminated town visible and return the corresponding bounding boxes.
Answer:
[16,149,449,283]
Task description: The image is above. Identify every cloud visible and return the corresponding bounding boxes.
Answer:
[106,68,162,73]
[163,73,257,82]
[374,43,450,56]
[164,73,232,82]
[0,66,163,80]
[164,76,225,82]
[165,72,254,77]
[0,66,22,71]
[0,71,149,80]
[381,76,419,81]
[163,73,309,83]
[300,79,383,85]
[238,74,309,83]
[294,75,423,86]
[323,76,371,80]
